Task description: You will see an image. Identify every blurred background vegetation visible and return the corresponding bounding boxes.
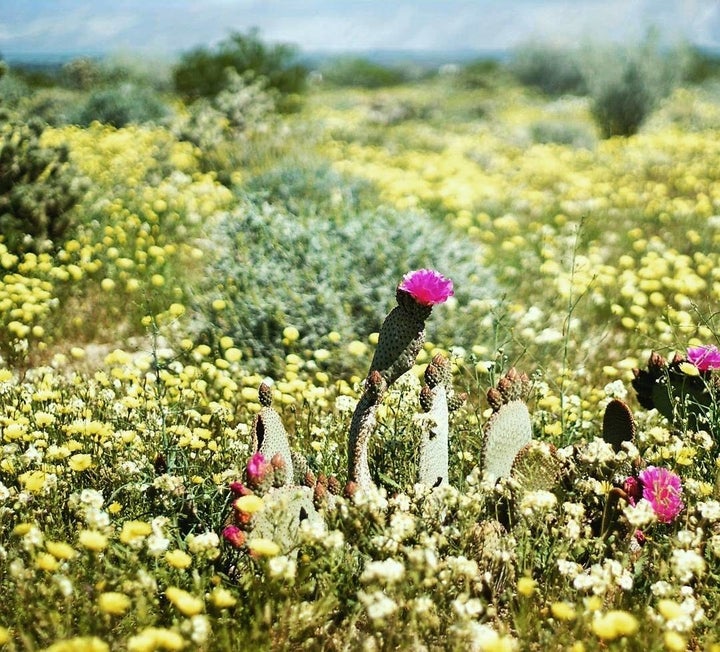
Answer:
[2,28,720,374]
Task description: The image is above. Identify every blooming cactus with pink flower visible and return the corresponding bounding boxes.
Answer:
[398,269,454,306]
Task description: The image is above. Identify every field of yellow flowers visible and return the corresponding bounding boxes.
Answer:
[3,75,720,650]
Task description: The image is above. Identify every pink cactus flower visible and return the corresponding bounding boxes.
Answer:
[246,452,269,486]
[398,269,454,306]
[222,525,246,548]
[229,481,251,496]
[638,466,684,524]
[687,344,720,371]
[623,476,642,506]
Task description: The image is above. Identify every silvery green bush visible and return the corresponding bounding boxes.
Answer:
[192,165,495,373]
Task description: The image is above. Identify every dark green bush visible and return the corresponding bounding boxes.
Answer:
[74,84,168,127]
[457,58,504,89]
[508,43,586,96]
[192,164,495,374]
[0,111,85,254]
[172,29,307,111]
[321,57,409,88]
[583,37,686,137]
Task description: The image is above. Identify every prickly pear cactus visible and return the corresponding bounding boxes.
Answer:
[602,398,636,453]
[369,287,433,386]
[482,368,533,483]
[249,485,322,554]
[510,441,563,493]
[632,351,719,432]
[348,370,387,489]
[417,354,467,487]
[251,382,294,485]
[348,270,453,489]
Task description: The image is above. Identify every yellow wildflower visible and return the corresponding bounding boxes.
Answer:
[165,587,204,616]
[165,549,192,570]
[98,592,131,616]
[78,530,108,552]
[46,541,77,560]
[246,538,281,558]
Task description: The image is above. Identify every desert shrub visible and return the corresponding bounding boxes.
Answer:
[73,83,168,127]
[321,57,409,88]
[61,57,102,90]
[0,110,85,254]
[0,69,31,108]
[172,70,280,184]
[192,164,494,373]
[508,42,586,96]
[529,119,595,147]
[683,45,720,84]
[18,87,80,126]
[172,29,307,111]
[457,58,504,89]
[582,38,687,137]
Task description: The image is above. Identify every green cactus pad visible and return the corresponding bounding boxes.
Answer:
[510,441,563,493]
[249,486,322,554]
[369,304,427,386]
[602,399,636,453]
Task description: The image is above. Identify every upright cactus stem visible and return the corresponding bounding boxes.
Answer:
[369,288,432,386]
[347,269,454,489]
[417,354,466,487]
[348,371,387,489]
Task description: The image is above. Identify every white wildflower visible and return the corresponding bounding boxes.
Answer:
[623,498,657,528]
[671,549,706,584]
[358,590,398,621]
[698,499,720,522]
[361,558,405,584]
[603,380,627,399]
[268,555,297,581]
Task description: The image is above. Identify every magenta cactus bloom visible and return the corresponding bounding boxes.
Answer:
[222,525,246,548]
[398,269,454,306]
[623,476,642,506]
[687,344,720,371]
[246,452,269,485]
[638,466,684,524]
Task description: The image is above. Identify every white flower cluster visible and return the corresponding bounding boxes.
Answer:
[146,516,170,556]
[623,498,657,528]
[186,531,220,561]
[519,490,558,520]
[358,590,398,622]
[268,555,297,581]
[573,558,633,595]
[361,558,405,585]
[671,549,706,584]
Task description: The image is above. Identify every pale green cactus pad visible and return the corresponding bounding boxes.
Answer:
[417,384,450,487]
[249,485,322,554]
[482,369,532,483]
[251,403,294,485]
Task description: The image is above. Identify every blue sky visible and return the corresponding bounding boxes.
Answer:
[1,0,718,56]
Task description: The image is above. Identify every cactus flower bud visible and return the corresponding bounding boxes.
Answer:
[222,525,246,548]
